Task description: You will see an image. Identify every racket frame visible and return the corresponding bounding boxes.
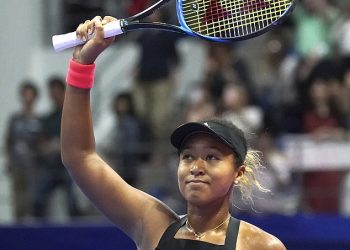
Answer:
[52,0,297,51]
[123,0,297,42]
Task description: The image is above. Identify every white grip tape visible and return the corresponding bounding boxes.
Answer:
[52,20,124,52]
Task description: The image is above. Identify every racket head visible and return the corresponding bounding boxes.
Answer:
[177,0,296,42]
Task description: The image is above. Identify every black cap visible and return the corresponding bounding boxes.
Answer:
[170,120,247,164]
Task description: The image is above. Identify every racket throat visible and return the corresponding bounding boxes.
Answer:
[122,20,187,35]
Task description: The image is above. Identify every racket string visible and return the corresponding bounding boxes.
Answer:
[183,0,290,26]
[184,0,290,31]
[182,0,292,38]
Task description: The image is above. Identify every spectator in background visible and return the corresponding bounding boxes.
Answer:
[202,43,256,107]
[294,0,341,57]
[220,82,263,140]
[100,91,152,186]
[257,26,301,135]
[33,77,81,220]
[131,7,181,163]
[300,59,347,214]
[302,59,346,137]
[291,0,343,134]
[182,83,217,123]
[5,81,41,222]
[290,56,333,134]
[334,0,350,56]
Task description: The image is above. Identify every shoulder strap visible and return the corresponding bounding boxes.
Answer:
[157,216,240,250]
[224,216,240,249]
[156,216,187,247]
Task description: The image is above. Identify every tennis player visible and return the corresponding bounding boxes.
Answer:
[61,16,286,250]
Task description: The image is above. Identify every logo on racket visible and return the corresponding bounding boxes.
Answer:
[191,3,199,11]
[203,0,232,23]
[241,0,270,13]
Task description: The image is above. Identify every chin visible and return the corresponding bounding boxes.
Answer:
[185,193,210,206]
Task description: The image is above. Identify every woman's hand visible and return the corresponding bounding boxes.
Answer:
[73,16,117,65]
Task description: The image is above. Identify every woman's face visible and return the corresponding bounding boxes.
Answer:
[177,133,243,206]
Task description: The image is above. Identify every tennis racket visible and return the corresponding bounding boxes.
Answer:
[52,0,296,52]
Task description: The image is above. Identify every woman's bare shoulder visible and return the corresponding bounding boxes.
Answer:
[137,197,180,249]
[237,220,286,250]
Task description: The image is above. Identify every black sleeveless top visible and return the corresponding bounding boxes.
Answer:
[155,216,240,250]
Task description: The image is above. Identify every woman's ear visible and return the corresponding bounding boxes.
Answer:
[235,166,245,182]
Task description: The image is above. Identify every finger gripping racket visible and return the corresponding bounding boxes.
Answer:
[52,0,296,52]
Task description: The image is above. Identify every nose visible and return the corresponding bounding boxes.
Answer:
[190,159,205,176]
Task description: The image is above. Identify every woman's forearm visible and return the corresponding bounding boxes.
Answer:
[61,86,96,167]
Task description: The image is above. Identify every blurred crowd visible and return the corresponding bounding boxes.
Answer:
[3,0,350,223]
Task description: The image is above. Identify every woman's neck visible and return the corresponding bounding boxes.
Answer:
[186,198,231,232]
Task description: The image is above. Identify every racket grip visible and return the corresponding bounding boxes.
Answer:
[52,20,124,52]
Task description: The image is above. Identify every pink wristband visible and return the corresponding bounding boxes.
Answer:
[66,59,95,89]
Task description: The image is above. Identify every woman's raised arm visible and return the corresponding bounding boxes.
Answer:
[60,16,177,248]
